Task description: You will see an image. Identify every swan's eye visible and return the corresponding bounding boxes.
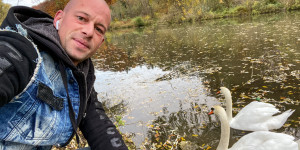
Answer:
[211,108,214,111]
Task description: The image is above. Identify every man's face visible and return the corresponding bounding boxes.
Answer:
[54,0,111,66]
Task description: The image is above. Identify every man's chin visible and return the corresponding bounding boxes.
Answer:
[69,55,86,65]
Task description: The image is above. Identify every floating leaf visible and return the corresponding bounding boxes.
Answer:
[155,131,160,138]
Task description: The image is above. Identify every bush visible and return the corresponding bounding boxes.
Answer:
[252,0,283,13]
[229,5,251,15]
[290,3,300,9]
[132,16,145,27]
[288,0,300,10]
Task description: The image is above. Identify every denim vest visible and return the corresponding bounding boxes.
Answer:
[0,33,80,149]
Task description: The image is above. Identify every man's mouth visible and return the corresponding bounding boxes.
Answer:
[74,38,90,49]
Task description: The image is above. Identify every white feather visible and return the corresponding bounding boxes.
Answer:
[220,87,294,131]
[213,106,299,150]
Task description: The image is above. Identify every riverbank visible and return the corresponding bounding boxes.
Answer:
[109,0,300,30]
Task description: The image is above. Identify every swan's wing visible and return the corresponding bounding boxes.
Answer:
[230,101,285,131]
[267,109,295,130]
[230,131,298,150]
[238,101,280,118]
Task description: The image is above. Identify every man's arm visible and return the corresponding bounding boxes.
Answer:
[0,30,38,107]
[79,89,128,150]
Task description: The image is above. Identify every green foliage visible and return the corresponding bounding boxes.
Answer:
[0,0,10,24]
[252,0,284,14]
[287,0,300,10]
[290,3,300,9]
[115,115,126,127]
[132,16,145,27]
[227,5,251,15]
[111,0,154,20]
[203,0,225,11]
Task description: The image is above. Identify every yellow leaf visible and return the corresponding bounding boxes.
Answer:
[242,95,250,99]
[262,86,268,88]
[192,134,198,137]
[155,131,160,138]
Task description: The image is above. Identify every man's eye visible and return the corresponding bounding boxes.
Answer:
[95,27,103,34]
[77,16,86,21]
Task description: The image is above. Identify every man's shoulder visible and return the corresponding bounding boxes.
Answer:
[0,25,41,106]
[0,25,40,71]
[0,25,39,56]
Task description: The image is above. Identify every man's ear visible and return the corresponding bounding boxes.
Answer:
[53,10,64,29]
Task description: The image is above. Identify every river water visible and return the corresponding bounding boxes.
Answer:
[92,11,300,149]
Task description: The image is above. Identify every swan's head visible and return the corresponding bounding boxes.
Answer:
[220,87,231,96]
[208,106,227,119]
[208,107,215,115]
[210,106,230,150]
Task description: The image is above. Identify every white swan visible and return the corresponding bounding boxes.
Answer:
[218,87,294,131]
[212,105,299,150]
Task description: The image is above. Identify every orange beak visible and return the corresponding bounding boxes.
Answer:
[208,110,214,115]
[216,91,221,94]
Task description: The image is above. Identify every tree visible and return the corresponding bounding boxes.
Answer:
[32,0,69,17]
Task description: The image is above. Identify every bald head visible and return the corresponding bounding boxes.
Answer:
[63,0,111,23]
[64,0,110,14]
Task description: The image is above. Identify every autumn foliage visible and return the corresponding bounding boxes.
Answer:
[0,0,10,23]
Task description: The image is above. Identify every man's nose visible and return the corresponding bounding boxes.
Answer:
[82,23,94,37]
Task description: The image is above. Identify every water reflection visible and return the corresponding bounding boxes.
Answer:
[93,11,300,149]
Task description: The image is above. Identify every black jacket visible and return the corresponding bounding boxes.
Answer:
[0,6,128,150]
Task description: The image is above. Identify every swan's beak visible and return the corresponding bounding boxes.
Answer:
[208,110,214,115]
[216,91,221,94]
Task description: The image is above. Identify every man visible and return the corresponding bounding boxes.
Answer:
[0,0,128,149]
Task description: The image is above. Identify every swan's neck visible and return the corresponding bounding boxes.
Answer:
[296,139,300,150]
[224,92,233,122]
[216,109,230,150]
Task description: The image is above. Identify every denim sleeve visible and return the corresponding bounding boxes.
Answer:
[79,89,128,150]
[0,31,38,107]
